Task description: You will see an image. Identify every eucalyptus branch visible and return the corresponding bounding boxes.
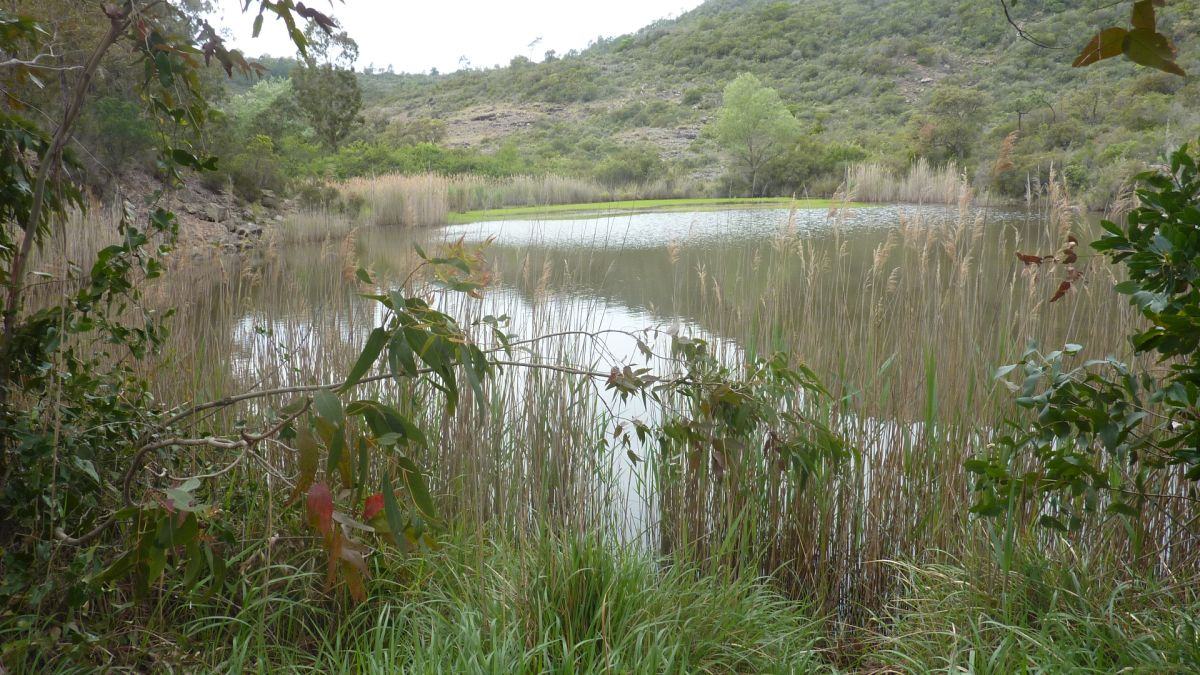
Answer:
[1,3,132,391]
[0,54,81,71]
[54,399,310,545]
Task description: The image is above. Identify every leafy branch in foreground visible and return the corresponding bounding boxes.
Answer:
[1070,0,1186,76]
[0,0,341,628]
[968,140,1200,540]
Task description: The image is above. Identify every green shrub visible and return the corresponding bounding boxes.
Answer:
[594,145,666,186]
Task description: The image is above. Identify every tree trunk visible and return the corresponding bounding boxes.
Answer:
[0,7,129,398]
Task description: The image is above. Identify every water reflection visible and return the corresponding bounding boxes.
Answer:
[163,203,1136,547]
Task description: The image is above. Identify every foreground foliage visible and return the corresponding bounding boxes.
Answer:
[969,142,1200,548]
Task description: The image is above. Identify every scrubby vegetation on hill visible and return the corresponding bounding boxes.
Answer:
[208,0,1200,208]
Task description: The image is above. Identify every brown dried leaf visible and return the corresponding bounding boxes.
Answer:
[1050,280,1072,303]
[1073,27,1128,67]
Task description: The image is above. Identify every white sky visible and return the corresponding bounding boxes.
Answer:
[212,1,703,74]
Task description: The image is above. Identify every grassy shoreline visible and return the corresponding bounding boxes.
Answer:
[445,197,861,224]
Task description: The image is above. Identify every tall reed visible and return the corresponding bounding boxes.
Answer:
[846,159,976,204]
[342,173,450,227]
[62,174,1194,630]
[341,172,710,228]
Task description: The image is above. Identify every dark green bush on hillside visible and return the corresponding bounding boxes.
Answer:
[594,145,667,187]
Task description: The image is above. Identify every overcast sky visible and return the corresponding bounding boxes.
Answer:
[212,1,703,74]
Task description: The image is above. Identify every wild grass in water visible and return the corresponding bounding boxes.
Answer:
[23,179,1196,669]
[845,159,976,205]
[341,173,709,228]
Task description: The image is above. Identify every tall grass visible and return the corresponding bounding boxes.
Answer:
[10,529,828,672]
[864,544,1200,672]
[342,173,450,227]
[19,173,1199,669]
[846,158,977,204]
[341,173,709,227]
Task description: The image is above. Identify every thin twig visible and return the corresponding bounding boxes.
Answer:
[999,0,1063,50]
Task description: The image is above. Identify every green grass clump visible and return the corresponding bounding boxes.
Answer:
[863,548,1200,673]
[115,530,829,673]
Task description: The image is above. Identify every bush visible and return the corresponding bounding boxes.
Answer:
[223,134,286,202]
[594,145,666,187]
[79,96,155,176]
[386,117,447,146]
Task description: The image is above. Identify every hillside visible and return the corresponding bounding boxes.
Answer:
[321,0,1198,205]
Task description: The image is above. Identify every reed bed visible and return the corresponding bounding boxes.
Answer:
[846,158,976,204]
[25,172,1197,668]
[131,174,1199,623]
[339,172,709,228]
[341,173,450,227]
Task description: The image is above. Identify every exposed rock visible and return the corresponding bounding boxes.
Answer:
[236,223,263,238]
[204,204,229,222]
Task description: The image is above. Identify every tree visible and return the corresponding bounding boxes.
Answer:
[712,73,803,197]
[914,85,990,164]
[290,28,363,151]
[292,64,362,151]
[387,116,448,147]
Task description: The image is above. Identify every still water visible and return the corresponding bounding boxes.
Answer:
[168,204,1131,542]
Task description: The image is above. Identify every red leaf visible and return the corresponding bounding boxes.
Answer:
[294,2,339,33]
[362,492,384,521]
[306,482,334,535]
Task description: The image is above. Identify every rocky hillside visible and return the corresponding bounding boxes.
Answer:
[341,0,1199,203]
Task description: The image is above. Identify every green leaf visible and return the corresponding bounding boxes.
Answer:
[280,397,309,416]
[341,327,388,391]
[397,456,439,522]
[1108,501,1140,518]
[381,474,407,551]
[290,427,320,503]
[1038,515,1070,532]
[1122,28,1186,76]
[182,540,204,591]
[313,389,344,426]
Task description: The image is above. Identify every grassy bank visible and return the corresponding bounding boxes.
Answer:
[11,527,1196,671]
[445,197,848,223]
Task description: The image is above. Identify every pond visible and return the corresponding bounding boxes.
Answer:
[160,203,1137,556]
